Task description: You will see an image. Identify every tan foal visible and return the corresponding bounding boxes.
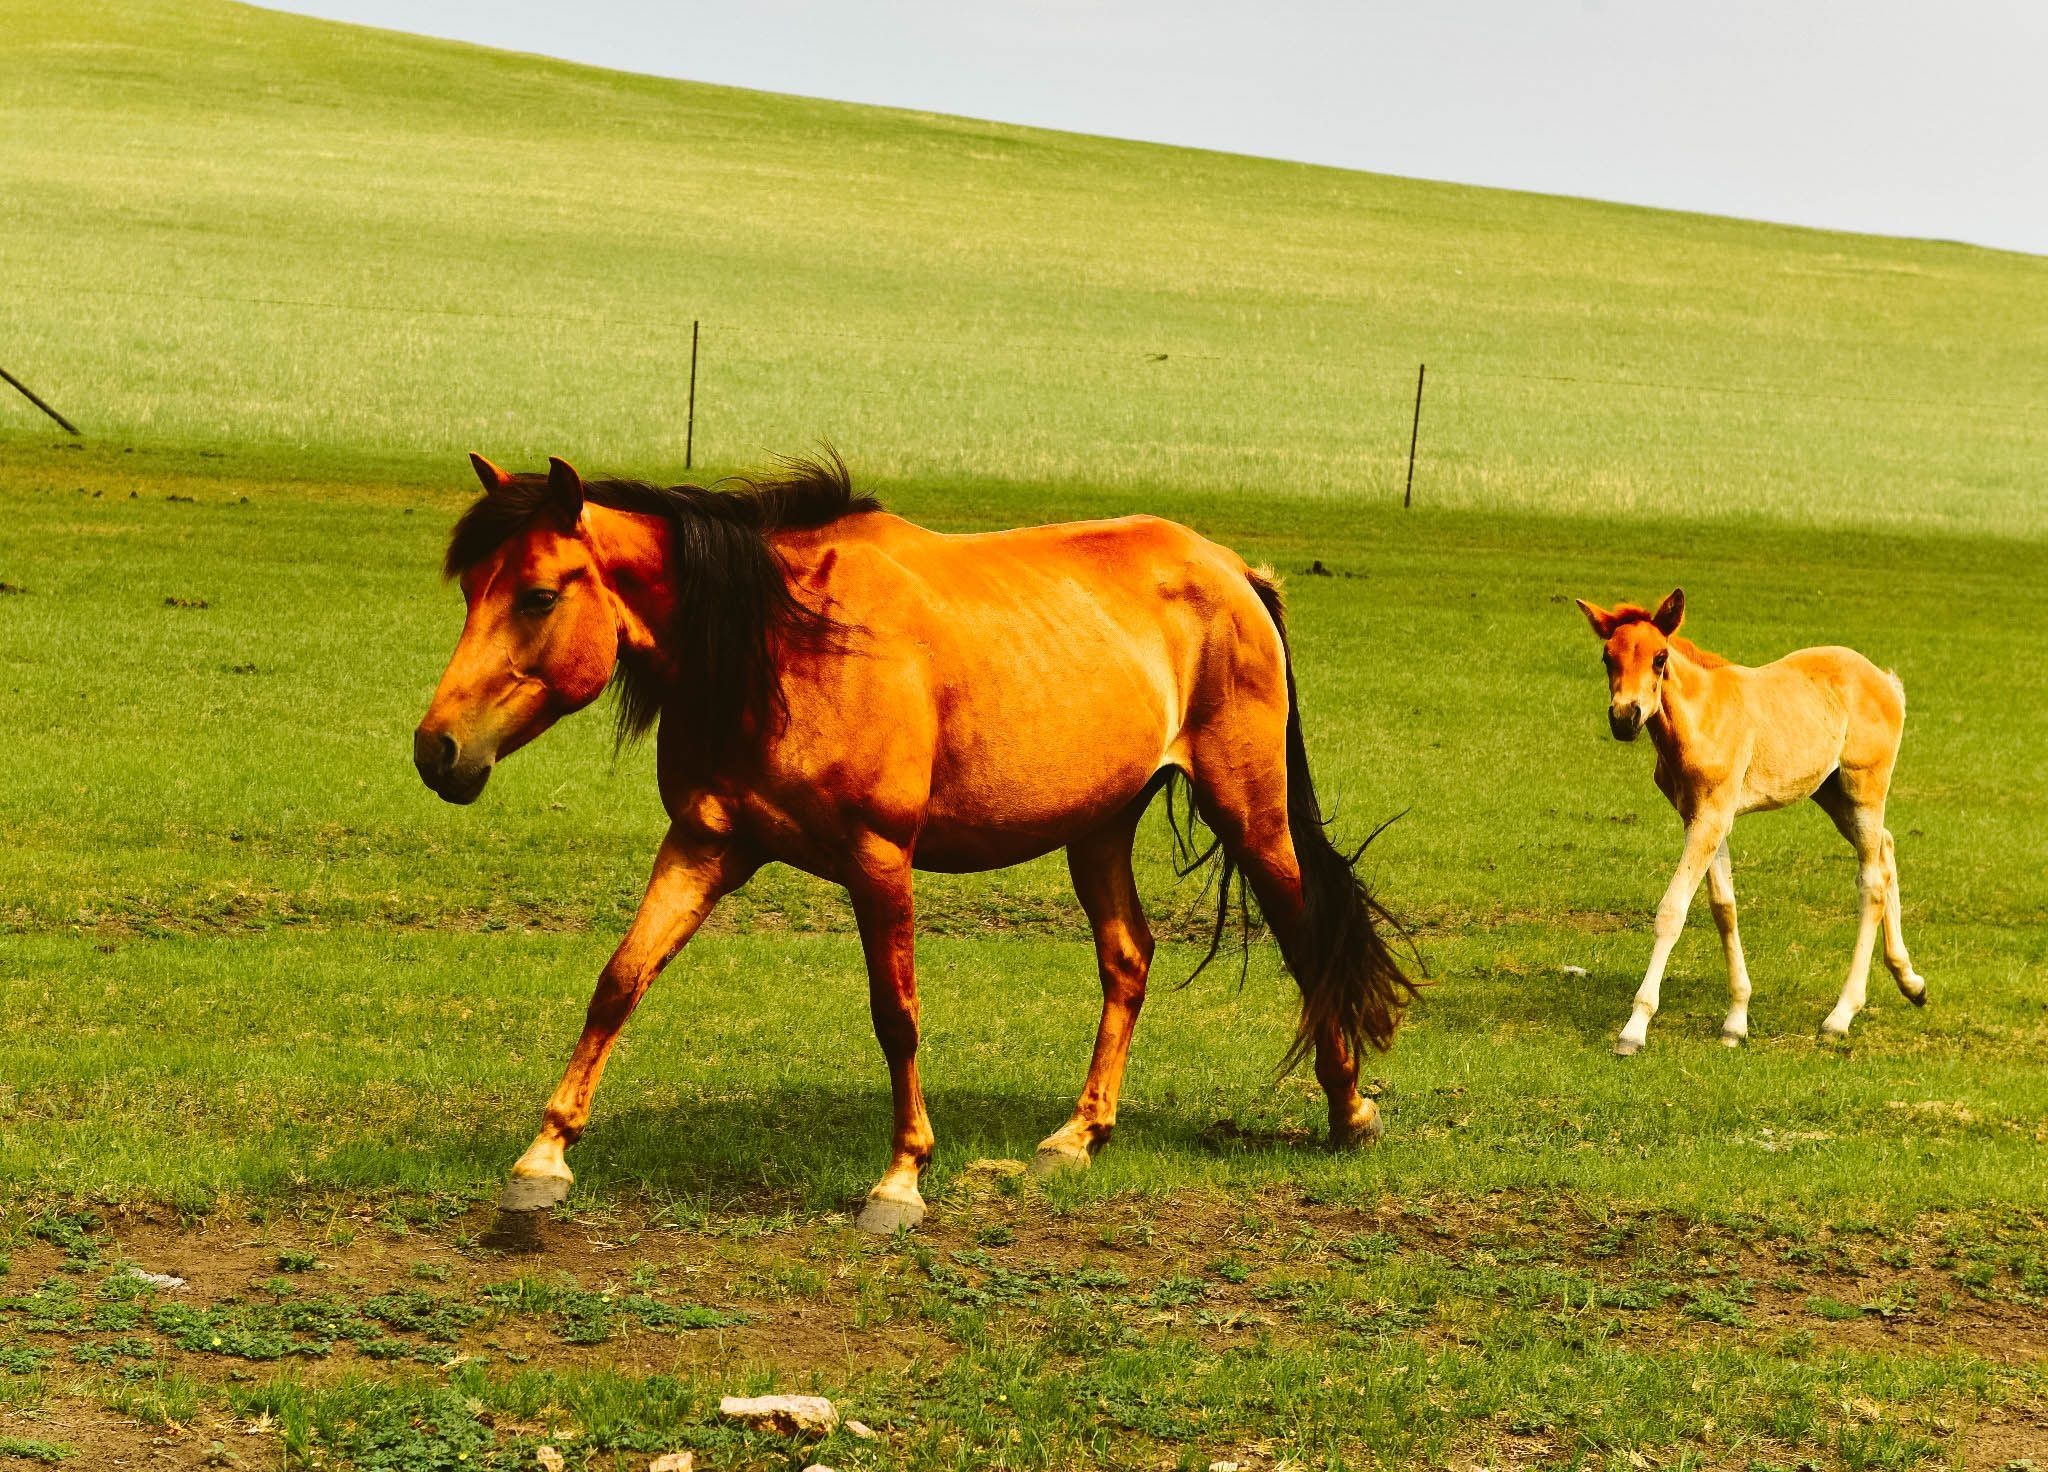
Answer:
[1576,589,1927,1055]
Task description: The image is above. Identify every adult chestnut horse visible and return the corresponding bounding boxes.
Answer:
[416,452,1414,1231]
[1576,589,1926,1055]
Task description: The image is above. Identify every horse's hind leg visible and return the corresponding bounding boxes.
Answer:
[1879,830,1927,1005]
[1706,841,1753,1046]
[1034,802,1154,1174]
[1183,755,1381,1148]
[847,835,936,1235]
[1811,775,1889,1040]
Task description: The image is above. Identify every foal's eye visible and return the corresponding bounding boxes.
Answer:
[1652,650,1668,671]
[518,588,559,614]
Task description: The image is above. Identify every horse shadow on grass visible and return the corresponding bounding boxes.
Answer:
[487,1076,1335,1220]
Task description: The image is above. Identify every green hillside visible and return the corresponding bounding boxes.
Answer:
[2,0,2043,532]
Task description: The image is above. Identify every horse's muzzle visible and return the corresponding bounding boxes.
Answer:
[413,726,493,805]
[1609,710,1646,742]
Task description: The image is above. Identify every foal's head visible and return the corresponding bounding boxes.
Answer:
[1575,589,1686,742]
[414,455,621,804]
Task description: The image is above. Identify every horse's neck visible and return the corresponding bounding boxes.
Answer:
[1649,651,1716,759]
[582,504,678,665]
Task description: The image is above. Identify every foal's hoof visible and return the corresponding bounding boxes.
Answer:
[499,1170,571,1214]
[1903,974,1929,1007]
[1719,1029,1747,1049]
[1818,1021,1852,1047]
[856,1190,926,1236]
[1613,1036,1643,1058]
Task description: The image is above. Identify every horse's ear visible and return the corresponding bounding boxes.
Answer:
[1575,598,1620,639]
[545,456,585,523]
[468,452,512,494]
[1652,588,1686,636]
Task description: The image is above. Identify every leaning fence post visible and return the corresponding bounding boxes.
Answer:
[685,320,700,470]
[0,363,79,435]
[1403,362,1425,508]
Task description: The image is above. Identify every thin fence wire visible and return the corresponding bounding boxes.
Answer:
[11,277,2044,420]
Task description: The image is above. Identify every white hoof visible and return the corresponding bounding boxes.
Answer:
[1819,1017,1853,1045]
[1029,1143,1092,1176]
[499,1169,571,1213]
[856,1189,926,1235]
[1720,1028,1746,1049]
[1901,973,1928,1007]
[1613,1036,1643,1058]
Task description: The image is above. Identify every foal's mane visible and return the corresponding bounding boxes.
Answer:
[1602,604,1730,668]
[444,449,881,754]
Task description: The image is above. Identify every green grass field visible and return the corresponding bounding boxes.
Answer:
[2,2,2046,1468]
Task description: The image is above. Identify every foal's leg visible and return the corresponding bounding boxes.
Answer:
[1879,830,1928,1005]
[503,828,742,1211]
[1616,808,1732,1057]
[1706,841,1754,1046]
[1812,776,1920,1035]
[847,836,935,1234]
[1034,807,1155,1173]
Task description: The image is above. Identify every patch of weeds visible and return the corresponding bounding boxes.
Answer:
[275,1251,319,1274]
[1207,1257,1251,1284]
[1807,1295,1865,1322]
[0,1345,52,1375]
[407,1261,449,1284]
[106,1369,204,1428]
[0,1439,72,1464]
[26,1214,101,1270]
[1147,1276,1206,1309]
[974,1225,1015,1247]
[1682,1284,1752,1328]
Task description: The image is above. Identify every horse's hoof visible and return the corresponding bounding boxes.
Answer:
[1328,1101,1384,1151]
[856,1191,926,1235]
[1613,1037,1643,1058]
[499,1171,571,1214]
[1030,1144,1092,1176]
[1818,1022,1851,1046]
[1905,976,1929,1007]
[1720,1029,1746,1048]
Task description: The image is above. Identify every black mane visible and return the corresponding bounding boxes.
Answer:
[444,449,881,756]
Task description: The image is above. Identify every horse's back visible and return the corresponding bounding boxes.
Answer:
[774,512,1278,868]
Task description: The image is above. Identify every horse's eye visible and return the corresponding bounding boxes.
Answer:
[1652,650,1668,671]
[518,588,558,614]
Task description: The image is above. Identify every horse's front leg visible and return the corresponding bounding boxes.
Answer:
[847,836,934,1234]
[1616,807,1731,1057]
[502,826,744,1211]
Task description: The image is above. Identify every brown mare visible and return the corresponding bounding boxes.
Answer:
[1576,590,1926,1055]
[415,452,1415,1231]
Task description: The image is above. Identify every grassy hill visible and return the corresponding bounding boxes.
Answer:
[2,6,2046,1466]
[2,0,2044,532]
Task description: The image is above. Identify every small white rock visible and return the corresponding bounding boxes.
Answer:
[127,1268,186,1290]
[533,1448,564,1472]
[1561,964,1589,979]
[844,1419,877,1440]
[648,1454,694,1472]
[800,1466,839,1472]
[719,1394,839,1437]
[1210,1462,1242,1472]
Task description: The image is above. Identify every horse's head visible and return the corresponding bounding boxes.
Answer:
[1574,588,1685,742]
[414,454,621,804]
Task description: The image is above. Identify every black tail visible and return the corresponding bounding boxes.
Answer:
[1166,574,1418,1074]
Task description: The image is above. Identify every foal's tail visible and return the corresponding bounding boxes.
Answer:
[1170,572,1419,1073]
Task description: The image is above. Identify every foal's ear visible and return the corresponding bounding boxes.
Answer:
[545,456,586,524]
[1652,587,1686,635]
[468,452,512,494]
[1575,598,1620,638]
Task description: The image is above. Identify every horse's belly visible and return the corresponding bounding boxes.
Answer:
[914,695,1172,871]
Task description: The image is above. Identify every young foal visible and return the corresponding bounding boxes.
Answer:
[1575,590,1926,1054]
[416,453,1415,1231]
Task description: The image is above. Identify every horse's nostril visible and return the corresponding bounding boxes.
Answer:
[413,726,457,781]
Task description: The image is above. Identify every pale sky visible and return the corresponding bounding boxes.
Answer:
[264,0,2048,256]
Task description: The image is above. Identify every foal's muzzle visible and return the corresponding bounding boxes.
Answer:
[413,725,493,804]
[1608,709,1646,742]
